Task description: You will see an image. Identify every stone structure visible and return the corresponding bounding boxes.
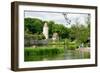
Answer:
[52,32,59,41]
[43,22,49,39]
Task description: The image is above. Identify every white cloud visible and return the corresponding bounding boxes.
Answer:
[24,11,89,27]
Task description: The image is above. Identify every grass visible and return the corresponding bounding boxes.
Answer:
[24,46,64,61]
[24,45,90,61]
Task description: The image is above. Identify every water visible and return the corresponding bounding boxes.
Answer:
[24,49,90,61]
[64,50,90,59]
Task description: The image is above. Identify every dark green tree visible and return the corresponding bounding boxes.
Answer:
[24,18,43,34]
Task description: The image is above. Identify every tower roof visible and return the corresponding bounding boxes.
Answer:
[44,22,48,27]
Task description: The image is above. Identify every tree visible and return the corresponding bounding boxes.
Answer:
[51,23,69,39]
[24,17,90,45]
[47,21,54,38]
[69,23,90,47]
[24,18,43,34]
[24,18,70,39]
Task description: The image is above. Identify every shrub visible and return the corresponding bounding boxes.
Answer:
[25,33,45,40]
[38,33,45,40]
[66,41,78,50]
[67,44,77,50]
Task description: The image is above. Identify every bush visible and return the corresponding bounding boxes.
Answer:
[38,33,45,40]
[66,41,78,50]
[67,44,77,50]
[25,33,45,40]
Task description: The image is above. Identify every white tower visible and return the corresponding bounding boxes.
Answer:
[43,22,49,39]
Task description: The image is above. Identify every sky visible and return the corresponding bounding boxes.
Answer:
[24,11,90,27]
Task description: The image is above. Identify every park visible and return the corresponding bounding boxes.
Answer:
[24,12,90,61]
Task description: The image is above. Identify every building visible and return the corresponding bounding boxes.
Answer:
[43,22,49,39]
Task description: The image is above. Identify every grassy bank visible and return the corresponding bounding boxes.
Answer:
[24,47,64,61]
[24,46,90,61]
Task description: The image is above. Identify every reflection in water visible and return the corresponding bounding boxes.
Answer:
[25,49,90,61]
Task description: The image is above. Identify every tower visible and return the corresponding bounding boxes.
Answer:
[43,22,49,39]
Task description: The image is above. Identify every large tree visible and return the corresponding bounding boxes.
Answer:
[24,18,43,34]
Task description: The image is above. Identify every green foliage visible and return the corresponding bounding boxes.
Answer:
[24,18,90,47]
[24,18,70,39]
[47,21,54,38]
[25,33,45,40]
[67,41,78,50]
[24,18,43,34]
[51,23,70,39]
[69,24,90,46]
[48,41,64,45]
[64,39,78,50]
[24,17,90,61]
[67,44,78,50]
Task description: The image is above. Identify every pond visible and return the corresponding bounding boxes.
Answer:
[24,47,90,61]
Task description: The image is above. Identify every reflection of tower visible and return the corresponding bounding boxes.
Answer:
[43,22,49,39]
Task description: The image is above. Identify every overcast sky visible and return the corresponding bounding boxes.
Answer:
[24,11,90,27]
